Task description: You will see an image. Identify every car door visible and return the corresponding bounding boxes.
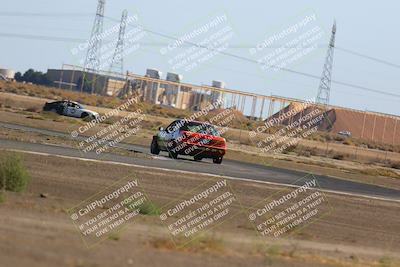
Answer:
[54,101,67,115]
[159,120,180,149]
[65,103,80,118]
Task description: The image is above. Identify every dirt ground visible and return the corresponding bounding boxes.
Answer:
[2,90,400,163]
[0,150,399,267]
[1,90,400,191]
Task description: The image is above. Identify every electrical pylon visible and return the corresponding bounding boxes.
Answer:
[109,10,128,74]
[84,0,106,72]
[316,21,336,106]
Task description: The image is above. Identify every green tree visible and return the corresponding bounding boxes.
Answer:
[16,69,51,86]
[14,72,23,82]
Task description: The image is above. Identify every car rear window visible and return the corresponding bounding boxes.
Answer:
[181,122,220,136]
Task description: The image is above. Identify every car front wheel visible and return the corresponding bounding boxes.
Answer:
[150,137,160,155]
[213,157,223,164]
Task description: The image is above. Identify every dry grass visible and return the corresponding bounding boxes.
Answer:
[2,80,400,154]
[108,232,121,241]
[360,168,400,179]
[0,80,263,131]
[3,81,400,176]
[0,149,399,267]
[149,234,225,253]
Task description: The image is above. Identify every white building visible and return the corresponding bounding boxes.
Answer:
[0,67,15,81]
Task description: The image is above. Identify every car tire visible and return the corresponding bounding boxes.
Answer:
[213,157,223,164]
[81,112,89,118]
[150,137,160,155]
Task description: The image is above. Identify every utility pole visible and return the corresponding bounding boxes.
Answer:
[316,21,336,106]
[109,10,128,74]
[84,0,106,72]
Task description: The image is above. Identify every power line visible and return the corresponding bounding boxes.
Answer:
[1,30,399,99]
[0,31,326,48]
[0,12,92,17]
[104,16,400,98]
[1,12,399,67]
[332,79,400,98]
[0,32,85,42]
[336,46,400,69]
[0,14,399,99]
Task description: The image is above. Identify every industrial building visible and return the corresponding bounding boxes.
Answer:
[47,68,126,96]
[133,69,224,110]
[47,65,224,111]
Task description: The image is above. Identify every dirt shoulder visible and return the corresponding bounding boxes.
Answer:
[1,103,400,191]
[0,150,399,267]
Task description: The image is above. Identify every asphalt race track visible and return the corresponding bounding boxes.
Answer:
[0,121,399,201]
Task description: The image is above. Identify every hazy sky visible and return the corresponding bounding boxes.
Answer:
[1,0,399,116]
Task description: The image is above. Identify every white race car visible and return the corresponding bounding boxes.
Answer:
[338,130,352,137]
[43,100,99,119]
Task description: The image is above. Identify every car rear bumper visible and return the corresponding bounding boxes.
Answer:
[176,142,226,158]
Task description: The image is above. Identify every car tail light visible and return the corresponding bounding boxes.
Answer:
[179,131,226,149]
[213,138,226,149]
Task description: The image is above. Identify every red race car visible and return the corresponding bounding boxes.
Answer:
[150,119,226,164]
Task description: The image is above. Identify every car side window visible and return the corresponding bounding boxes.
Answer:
[166,120,180,134]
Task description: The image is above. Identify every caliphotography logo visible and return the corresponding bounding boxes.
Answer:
[67,174,152,248]
[248,10,326,79]
[247,174,332,239]
[159,11,235,73]
[67,95,146,160]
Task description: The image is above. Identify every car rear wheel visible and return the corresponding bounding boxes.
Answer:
[213,157,223,164]
[150,137,160,155]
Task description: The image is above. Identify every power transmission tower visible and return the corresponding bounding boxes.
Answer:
[109,10,128,74]
[316,21,336,105]
[84,0,105,72]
